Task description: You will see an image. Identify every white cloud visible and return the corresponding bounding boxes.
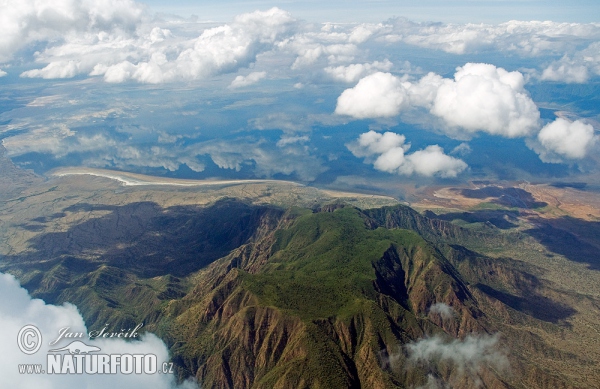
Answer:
[4,2,600,88]
[400,145,468,178]
[428,303,455,320]
[348,24,376,44]
[381,19,600,57]
[21,60,82,79]
[229,71,267,88]
[535,118,597,160]
[538,42,600,83]
[9,6,600,86]
[172,8,295,81]
[336,64,540,138]
[289,42,358,69]
[407,334,508,387]
[17,24,174,82]
[451,142,471,156]
[540,56,590,83]
[335,72,409,118]
[400,22,494,55]
[372,19,600,82]
[350,131,408,173]
[348,131,467,178]
[0,0,145,62]
[349,130,408,157]
[272,22,376,71]
[0,272,198,389]
[324,59,393,83]
[17,6,296,83]
[580,42,600,78]
[375,19,600,85]
[427,63,540,137]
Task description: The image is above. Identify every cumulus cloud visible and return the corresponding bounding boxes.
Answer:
[5,2,600,87]
[426,63,540,137]
[538,42,600,83]
[372,19,600,83]
[380,19,600,57]
[0,272,198,389]
[407,334,508,387]
[9,4,600,86]
[540,56,590,83]
[398,22,494,55]
[348,130,408,172]
[0,0,145,62]
[400,145,469,178]
[349,130,408,157]
[289,42,358,69]
[171,8,295,81]
[531,118,598,162]
[273,22,386,71]
[335,72,409,118]
[0,68,7,77]
[579,42,600,78]
[348,131,467,178]
[17,6,296,83]
[347,23,382,44]
[324,59,393,83]
[336,64,540,138]
[21,60,82,79]
[229,71,267,88]
[275,18,600,82]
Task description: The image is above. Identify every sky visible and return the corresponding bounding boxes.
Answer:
[0,0,599,196]
[142,0,600,24]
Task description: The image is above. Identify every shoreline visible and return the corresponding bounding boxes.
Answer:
[50,167,302,187]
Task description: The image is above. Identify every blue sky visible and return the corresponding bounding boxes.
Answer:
[0,0,599,194]
[143,0,600,24]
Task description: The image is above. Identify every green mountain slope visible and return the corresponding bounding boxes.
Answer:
[1,197,598,388]
[163,206,492,388]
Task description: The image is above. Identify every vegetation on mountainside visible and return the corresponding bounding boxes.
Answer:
[242,207,430,320]
[1,192,598,388]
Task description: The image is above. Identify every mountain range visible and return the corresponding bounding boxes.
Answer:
[1,150,599,388]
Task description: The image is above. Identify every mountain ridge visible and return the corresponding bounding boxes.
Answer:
[1,158,599,388]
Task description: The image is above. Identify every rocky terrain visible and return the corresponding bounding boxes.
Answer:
[1,151,600,388]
